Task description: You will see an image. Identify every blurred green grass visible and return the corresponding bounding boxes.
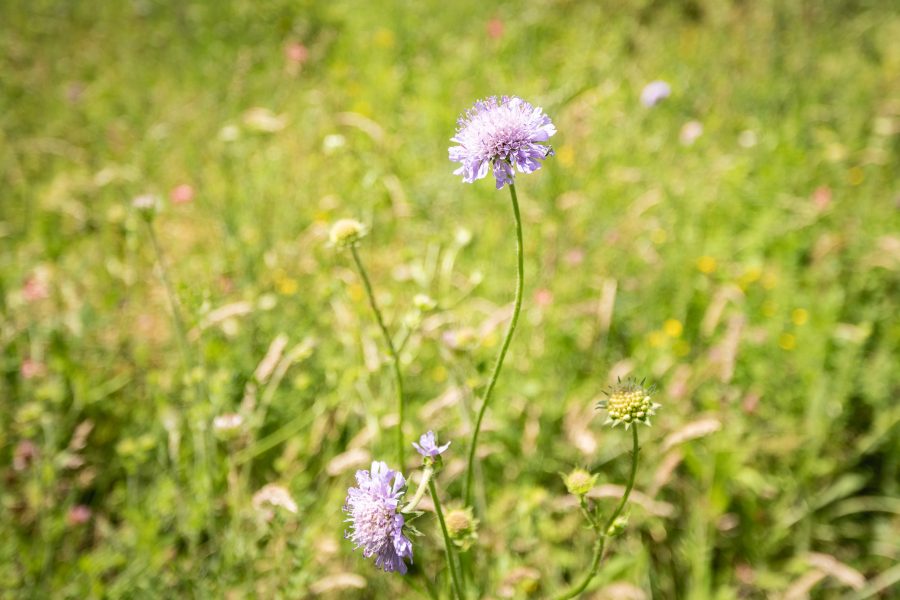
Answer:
[1,0,899,597]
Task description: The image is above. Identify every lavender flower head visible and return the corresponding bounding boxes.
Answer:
[412,430,451,458]
[640,80,671,107]
[344,461,414,573]
[449,96,556,189]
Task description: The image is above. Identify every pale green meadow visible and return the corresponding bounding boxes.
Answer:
[1,0,899,598]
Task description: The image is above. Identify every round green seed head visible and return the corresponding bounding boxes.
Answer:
[563,468,598,497]
[598,379,660,429]
[445,507,479,551]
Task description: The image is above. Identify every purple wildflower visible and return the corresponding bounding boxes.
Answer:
[449,96,556,189]
[412,431,451,458]
[640,81,671,107]
[343,461,414,574]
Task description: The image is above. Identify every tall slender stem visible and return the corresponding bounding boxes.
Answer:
[350,245,405,469]
[144,217,212,554]
[554,426,640,600]
[145,220,192,371]
[429,478,465,600]
[464,182,525,506]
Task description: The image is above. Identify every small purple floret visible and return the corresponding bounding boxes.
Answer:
[640,80,671,107]
[343,461,413,573]
[412,431,451,458]
[449,96,556,189]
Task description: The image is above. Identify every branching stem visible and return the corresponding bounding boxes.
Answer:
[554,426,640,600]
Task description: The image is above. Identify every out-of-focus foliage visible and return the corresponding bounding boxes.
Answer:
[1,0,898,597]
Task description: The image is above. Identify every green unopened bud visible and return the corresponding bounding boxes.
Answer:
[607,515,628,537]
[445,507,479,551]
[597,378,661,429]
[413,293,437,312]
[328,218,367,248]
[563,468,598,497]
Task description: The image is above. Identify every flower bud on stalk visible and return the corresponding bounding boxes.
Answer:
[329,218,368,248]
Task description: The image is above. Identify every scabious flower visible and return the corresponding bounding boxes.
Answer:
[13,440,38,471]
[20,358,46,380]
[213,413,244,440]
[640,80,671,107]
[449,96,556,189]
[597,379,660,429]
[132,193,161,217]
[67,505,92,526]
[344,461,414,574]
[170,183,195,204]
[22,274,50,302]
[284,41,309,65]
[680,120,704,146]
[412,431,451,458]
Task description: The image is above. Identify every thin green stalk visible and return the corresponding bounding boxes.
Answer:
[463,182,524,506]
[145,220,192,371]
[554,426,640,600]
[144,217,212,557]
[428,478,465,600]
[401,465,434,514]
[579,496,598,529]
[350,245,405,469]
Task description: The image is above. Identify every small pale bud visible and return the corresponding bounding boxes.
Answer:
[445,507,479,551]
[132,194,161,219]
[607,515,628,537]
[213,413,244,440]
[454,227,473,246]
[328,219,367,248]
[563,468,598,497]
[413,293,437,312]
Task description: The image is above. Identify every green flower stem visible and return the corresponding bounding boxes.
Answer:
[554,426,640,600]
[464,182,524,506]
[401,465,434,514]
[144,217,213,552]
[428,477,465,600]
[579,496,598,529]
[145,219,192,372]
[350,245,405,469]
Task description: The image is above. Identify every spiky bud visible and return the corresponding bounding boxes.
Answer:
[563,468,598,497]
[597,378,660,429]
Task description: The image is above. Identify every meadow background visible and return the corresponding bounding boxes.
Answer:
[2,0,899,597]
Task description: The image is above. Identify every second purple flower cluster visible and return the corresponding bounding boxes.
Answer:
[343,431,451,573]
